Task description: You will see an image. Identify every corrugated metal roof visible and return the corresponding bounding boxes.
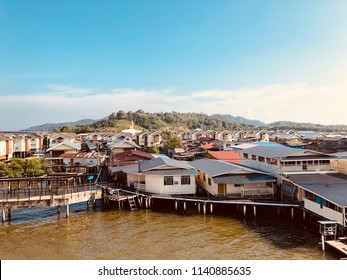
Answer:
[191,159,261,177]
[212,174,276,184]
[139,157,194,172]
[287,173,347,207]
[242,146,307,159]
[143,169,198,175]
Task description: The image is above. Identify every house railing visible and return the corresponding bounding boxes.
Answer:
[134,182,146,191]
[241,188,273,198]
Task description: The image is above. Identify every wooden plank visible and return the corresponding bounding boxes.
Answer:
[326,240,347,256]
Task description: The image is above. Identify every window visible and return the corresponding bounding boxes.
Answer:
[203,173,206,182]
[252,155,257,160]
[243,153,249,159]
[258,156,265,162]
[164,176,174,186]
[208,178,212,186]
[235,184,244,187]
[181,176,191,185]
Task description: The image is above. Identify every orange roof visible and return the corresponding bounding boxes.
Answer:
[208,151,240,164]
[199,143,213,150]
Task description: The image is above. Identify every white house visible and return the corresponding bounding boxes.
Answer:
[120,157,198,195]
[191,159,276,198]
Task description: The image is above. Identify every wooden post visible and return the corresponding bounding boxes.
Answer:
[148,198,151,208]
[145,198,148,209]
[183,202,186,213]
[303,210,306,221]
[197,203,201,214]
[66,204,70,218]
[243,205,247,217]
[203,203,206,215]
[321,235,326,251]
[291,208,294,220]
[253,205,257,217]
[210,203,213,214]
[175,201,178,211]
[8,208,12,221]
[2,208,5,223]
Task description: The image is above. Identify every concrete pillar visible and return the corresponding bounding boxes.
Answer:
[197,203,201,214]
[66,204,70,218]
[303,210,306,221]
[253,206,257,217]
[175,201,178,211]
[321,235,326,251]
[2,209,5,223]
[210,203,213,214]
[145,198,148,209]
[148,198,151,208]
[291,208,294,220]
[203,204,206,215]
[183,202,186,213]
[243,205,247,217]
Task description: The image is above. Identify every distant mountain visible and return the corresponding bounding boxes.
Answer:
[212,114,267,127]
[22,119,98,132]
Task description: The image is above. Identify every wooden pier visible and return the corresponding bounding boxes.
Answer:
[1,183,103,221]
[326,239,347,259]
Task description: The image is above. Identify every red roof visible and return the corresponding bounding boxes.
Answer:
[208,151,240,164]
[112,150,154,161]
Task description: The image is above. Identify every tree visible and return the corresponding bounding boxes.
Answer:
[7,158,26,178]
[147,145,160,154]
[161,130,183,150]
[25,159,46,176]
[0,162,7,177]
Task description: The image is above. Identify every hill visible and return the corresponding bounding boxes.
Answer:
[22,119,98,132]
[212,114,266,127]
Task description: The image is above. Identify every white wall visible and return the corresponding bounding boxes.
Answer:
[145,174,196,194]
[304,198,344,226]
[0,141,6,156]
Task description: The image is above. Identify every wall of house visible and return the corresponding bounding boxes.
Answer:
[304,199,345,226]
[331,159,347,175]
[145,174,196,194]
[0,141,6,157]
[127,173,145,187]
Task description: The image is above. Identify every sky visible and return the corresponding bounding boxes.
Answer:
[1,0,347,130]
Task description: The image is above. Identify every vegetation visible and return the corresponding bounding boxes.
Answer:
[161,130,183,151]
[2,158,46,178]
[70,110,254,133]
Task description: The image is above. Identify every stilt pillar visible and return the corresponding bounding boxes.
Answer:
[321,235,326,251]
[2,209,5,223]
[203,203,206,215]
[183,202,186,213]
[7,208,11,221]
[57,205,61,215]
[210,203,213,214]
[291,208,294,220]
[66,204,70,218]
[197,203,201,214]
[253,206,256,217]
[303,210,306,221]
[277,207,281,216]
[175,201,178,211]
[243,205,247,217]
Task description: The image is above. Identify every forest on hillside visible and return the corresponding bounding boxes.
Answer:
[71,110,254,133]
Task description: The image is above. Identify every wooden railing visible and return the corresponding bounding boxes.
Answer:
[241,188,273,198]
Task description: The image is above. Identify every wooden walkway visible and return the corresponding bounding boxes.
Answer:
[326,239,347,259]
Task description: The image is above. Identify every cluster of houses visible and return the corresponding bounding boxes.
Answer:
[1,127,347,228]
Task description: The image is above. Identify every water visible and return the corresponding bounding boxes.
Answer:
[0,203,340,260]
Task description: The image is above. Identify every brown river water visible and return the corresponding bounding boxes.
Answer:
[0,201,340,260]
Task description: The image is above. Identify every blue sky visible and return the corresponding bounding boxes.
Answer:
[1,0,347,130]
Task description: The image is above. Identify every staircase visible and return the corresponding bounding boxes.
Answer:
[128,196,137,210]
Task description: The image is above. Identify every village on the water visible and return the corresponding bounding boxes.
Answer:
[1,121,347,259]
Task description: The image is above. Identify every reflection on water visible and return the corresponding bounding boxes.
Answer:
[0,203,339,260]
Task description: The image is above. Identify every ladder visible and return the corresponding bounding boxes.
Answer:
[128,196,137,210]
